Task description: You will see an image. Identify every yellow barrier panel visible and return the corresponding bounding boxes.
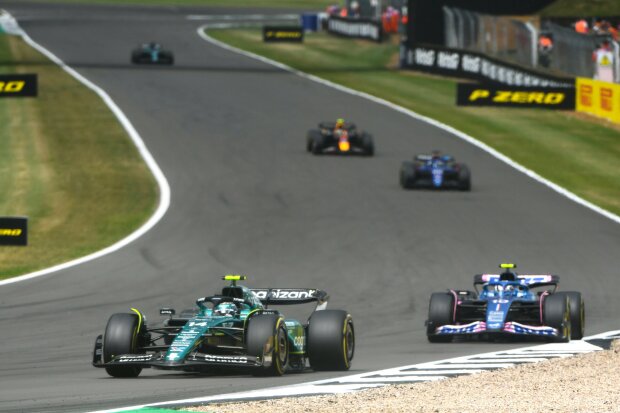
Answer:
[576,78,620,124]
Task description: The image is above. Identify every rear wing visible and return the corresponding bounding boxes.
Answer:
[474,274,560,288]
[251,288,329,309]
[318,122,355,131]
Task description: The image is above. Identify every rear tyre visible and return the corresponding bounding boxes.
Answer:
[458,165,471,191]
[246,313,288,376]
[400,161,416,189]
[307,310,354,371]
[361,133,374,156]
[306,130,321,152]
[103,313,143,377]
[427,292,455,343]
[543,294,570,343]
[557,291,584,340]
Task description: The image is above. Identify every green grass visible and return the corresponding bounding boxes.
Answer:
[0,34,157,278]
[540,0,620,16]
[208,29,620,217]
[24,0,331,9]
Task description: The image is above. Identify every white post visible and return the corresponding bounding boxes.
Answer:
[525,22,538,68]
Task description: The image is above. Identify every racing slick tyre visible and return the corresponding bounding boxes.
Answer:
[131,51,141,64]
[103,313,144,377]
[310,133,325,155]
[458,165,471,191]
[306,130,322,152]
[307,310,354,371]
[246,313,289,376]
[160,52,174,65]
[361,132,374,156]
[543,294,571,343]
[427,292,455,343]
[557,291,585,340]
[400,161,416,189]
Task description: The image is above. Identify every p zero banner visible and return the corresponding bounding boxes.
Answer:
[400,43,574,88]
[327,16,382,42]
[263,26,304,43]
[457,84,576,109]
[576,78,620,124]
[0,74,37,97]
[0,217,27,246]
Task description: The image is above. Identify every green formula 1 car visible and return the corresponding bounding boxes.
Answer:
[92,275,354,377]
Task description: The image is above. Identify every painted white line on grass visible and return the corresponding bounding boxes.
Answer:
[198,27,620,226]
[0,15,171,286]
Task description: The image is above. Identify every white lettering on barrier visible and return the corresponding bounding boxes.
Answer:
[462,55,480,73]
[414,48,435,66]
[437,51,459,69]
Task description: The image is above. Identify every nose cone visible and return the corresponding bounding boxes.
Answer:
[486,303,509,331]
[338,141,350,152]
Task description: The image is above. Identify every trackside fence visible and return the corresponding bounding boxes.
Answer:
[542,21,620,82]
[443,7,537,68]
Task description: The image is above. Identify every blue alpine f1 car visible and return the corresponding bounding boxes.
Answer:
[400,152,470,190]
[131,42,174,65]
[426,264,584,343]
[92,275,354,377]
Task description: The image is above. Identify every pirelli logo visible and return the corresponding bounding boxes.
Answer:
[0,74,37,97]
[457,83,575,109]
[263,26,304,43]
[0,217,28,246]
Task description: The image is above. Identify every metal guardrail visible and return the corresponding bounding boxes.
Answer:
[443,7,537,69]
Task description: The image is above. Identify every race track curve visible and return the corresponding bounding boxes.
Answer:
[1,2,619,412]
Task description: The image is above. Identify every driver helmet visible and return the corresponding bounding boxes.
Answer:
[335,118,345,128]
[213,302,237,317]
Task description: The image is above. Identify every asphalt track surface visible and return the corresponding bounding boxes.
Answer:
[1,2,619,412]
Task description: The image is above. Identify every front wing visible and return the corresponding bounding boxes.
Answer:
[432,321,558,338]
[94,352,263,370]
[92,335,262,370]
[319,143,367,155]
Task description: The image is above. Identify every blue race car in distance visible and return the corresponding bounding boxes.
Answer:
[92,275,354,377]
[131,42,174,65]
[426,264,585,343]
[400,151,470,190]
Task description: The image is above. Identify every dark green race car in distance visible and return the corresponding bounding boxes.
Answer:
[92,275,355,377]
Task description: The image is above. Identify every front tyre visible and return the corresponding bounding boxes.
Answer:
[311,132,325,155]
[103,313,143,377]
[557,291,585,340]
[307,310,354,371]
[400,161,416,189]
[306,130,322,152]
[458,165,471,191]
[246,313,288,376]
[427,292,455,343]
[361,132,374,156]
[544,294,571,343]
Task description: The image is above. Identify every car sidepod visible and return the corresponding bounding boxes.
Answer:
[285,319,307,371]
